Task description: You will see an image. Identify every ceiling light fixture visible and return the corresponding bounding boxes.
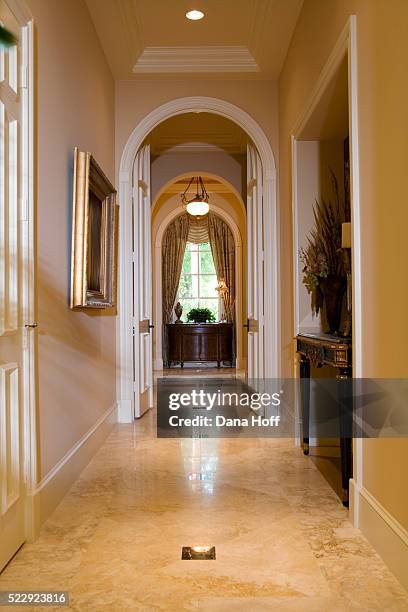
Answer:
[186,9,205,20]
[181,176,210,218]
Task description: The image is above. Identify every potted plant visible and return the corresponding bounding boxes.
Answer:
[300,172,350,334]
[186,307,216,323]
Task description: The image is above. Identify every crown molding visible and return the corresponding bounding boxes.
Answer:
[133,46,259,73]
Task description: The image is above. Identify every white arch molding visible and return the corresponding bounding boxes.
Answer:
[117,96,280,422]
[153,202,244,371]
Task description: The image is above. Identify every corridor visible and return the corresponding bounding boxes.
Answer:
[0,381,407,611]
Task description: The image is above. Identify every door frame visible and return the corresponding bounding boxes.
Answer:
[2,0,37,541]
[117,96,279,423]
[290,16,362,525]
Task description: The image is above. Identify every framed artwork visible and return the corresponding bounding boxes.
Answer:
[70,148,117,309]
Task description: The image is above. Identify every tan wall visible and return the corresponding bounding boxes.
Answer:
[27,0,116,479]
[279,0,408,550]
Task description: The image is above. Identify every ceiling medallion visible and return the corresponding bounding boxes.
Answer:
[181,176,210,218]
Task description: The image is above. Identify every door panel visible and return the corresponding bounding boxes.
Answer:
[246,143,264,381]
[0,3,27,571]
[132,144,152,417]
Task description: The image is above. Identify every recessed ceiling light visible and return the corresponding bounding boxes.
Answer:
[186,9,205,20]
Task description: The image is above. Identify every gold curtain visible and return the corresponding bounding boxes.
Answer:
[162,214,190,325]
[187,215,209,244]
[207,212,236,323]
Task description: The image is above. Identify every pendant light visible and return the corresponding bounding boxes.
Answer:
[181,176,210,218]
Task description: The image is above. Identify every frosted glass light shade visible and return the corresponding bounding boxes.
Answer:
[186,200,209,216]
[186,10,205,20]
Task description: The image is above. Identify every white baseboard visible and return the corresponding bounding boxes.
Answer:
[351,480,408,591]
[27,402,117,539]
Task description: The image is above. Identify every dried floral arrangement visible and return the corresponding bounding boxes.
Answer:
[300,171,350,316]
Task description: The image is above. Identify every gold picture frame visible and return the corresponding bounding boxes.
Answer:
[70,148,117,309]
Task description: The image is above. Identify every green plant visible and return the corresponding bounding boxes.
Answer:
[300,171,350,315]
[186,307,216,323]
[0,25,17,48]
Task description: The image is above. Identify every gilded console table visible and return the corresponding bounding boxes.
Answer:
[296,333,353,506]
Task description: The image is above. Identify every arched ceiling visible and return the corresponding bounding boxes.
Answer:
[149,112,248,155]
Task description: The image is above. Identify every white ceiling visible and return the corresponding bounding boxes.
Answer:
[86,0,303,80]
[149,113,248,155]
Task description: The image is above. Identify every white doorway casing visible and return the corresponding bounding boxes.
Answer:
[117,97,279,423]
[0,0,36,567]
[291,17,362,524]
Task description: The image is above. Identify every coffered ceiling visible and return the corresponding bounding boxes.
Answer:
[86,0,303,79]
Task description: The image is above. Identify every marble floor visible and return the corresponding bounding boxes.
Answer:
[1,377,408,610]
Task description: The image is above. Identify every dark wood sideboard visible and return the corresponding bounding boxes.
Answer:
[166,323,233,368]
[296,332,353,506]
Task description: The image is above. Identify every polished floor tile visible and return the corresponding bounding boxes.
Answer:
[0,379,407,611]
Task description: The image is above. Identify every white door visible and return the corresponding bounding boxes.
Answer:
[132,143,153,418]
[246,143,264,381]
[0,4,34,570]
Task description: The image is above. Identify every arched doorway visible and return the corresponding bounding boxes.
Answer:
[152,173,245,371]
[117,97,279,422]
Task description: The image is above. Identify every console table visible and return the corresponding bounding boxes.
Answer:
[166,323,233,368]
[296,333,353,506]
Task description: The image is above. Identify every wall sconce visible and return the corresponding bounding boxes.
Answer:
[215,279,228,297]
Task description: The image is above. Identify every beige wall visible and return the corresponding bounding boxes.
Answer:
[28,0,116,480]
[279,0,408,583]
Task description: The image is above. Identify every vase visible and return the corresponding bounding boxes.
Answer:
[319,276,346,334]
[174,302,183,324]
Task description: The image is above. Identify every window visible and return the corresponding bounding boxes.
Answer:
[177,242,219,321]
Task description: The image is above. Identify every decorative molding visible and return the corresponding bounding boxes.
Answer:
[0,364,20,515]
[28,402,117,537]
[248,0,272,67]
[350,481,408,590]
[133,46,259,74]
[117,96,279,422]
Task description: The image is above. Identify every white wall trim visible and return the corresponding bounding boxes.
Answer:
[117,96,279,423]
[351,481,408,590]
[4,0,37,547]
[27,403,117,538]
[152,193,244,371]
[133,46,259,74]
